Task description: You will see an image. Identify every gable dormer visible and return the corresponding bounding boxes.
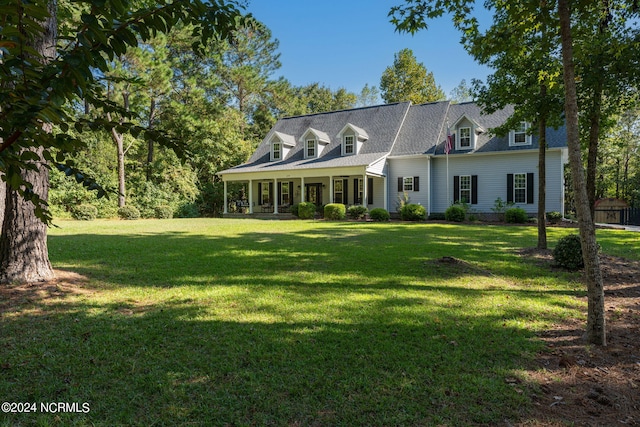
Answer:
[269,131,295,162]
[300,128,330,159]
[451,115,485,151]
[338,123,369,156]
[509,121,532,146]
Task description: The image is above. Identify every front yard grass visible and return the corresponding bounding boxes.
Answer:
[1,219,637,426]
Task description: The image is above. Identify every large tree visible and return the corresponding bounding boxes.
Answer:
[389,0,639,345]
[380,48,445,104]
[0,0,246,283]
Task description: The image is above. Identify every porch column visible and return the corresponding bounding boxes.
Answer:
[273,178,279,214]
[301,177,305,202]
[383,175,388,211]
[248,180,253,214]
[329,176,334,203]
[223,180,228,214]
[362,173,368,206]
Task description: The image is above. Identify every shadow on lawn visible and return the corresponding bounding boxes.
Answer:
[1,223,594,424]
[3,294,540,426]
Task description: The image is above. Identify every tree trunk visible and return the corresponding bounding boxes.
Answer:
[0,1,56,284]
[0,178,5,232]
[586,80,603,220]
[146,98,156,181]
[537,86,547,249]
[558,0,606,346]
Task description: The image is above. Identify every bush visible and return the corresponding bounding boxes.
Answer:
[553,234,584,270]
[428,212,446,221]
[154,205,174,219]
[118,205,140,220]
[400,203,426,221]
[71,204,98,221]
[445,205,466,222]
[546,211,563,224]
[369,208,390,222]
[297,202,316,219]
[291,204,299,217]
[505,207,528,223]
[347,205,368,220]
[176,203,200,218]
[324,203,346,220]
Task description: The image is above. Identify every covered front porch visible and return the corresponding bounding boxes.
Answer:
[221,167,388,216]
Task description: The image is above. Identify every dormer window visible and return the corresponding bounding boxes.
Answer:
[269,131,295,162]
[301,128,330,159]
[338,123,368,156]
[510,122,532,146]
[306,139,316,157]
[459,127,471,149]
[272,142,281,160]
[344,135,355,155]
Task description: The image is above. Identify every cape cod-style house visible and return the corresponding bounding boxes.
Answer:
[218,101,568,218]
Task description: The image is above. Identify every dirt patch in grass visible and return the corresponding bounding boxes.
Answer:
[516,249,640,426]
[0,270,91,313]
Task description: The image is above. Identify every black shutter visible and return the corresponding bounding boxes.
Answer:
[471,175,478,205]
[398,177,403,192]
[289,181,293,204]
[268,182,273,205]
[354,178,359,204]
[453,175,460,203]
[367,177,373,204]
[258,182,262,204]
[277,182,282,205]
[413,176,420,192]
[507,174,514,203]
[343,179,349,205]
[527,173,534,204]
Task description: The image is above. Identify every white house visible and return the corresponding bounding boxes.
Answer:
[218,101,568,217]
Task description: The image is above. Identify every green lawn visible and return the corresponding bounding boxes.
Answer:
[1,219,638,426]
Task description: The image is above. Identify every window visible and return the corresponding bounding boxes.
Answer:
[356,178,363,204]
[272,142,281,160]
[280,182,290,205]
[403,177,414,191]
[514,173,526,203]
[398,176,419,192]
[261,182,271,205]
[306,139,316,157]
[459,127,471,148]
[334,179,343,203]
[344,135,354,155]
[459,175,471,203]
[510,122,531,145]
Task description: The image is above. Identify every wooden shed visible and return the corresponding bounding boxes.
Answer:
[594,198,629,224]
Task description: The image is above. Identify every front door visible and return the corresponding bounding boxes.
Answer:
[305,184,323,206]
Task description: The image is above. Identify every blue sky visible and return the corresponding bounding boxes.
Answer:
[245,0,492,99]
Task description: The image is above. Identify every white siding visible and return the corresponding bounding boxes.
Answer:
[430,149,566,214]
[388,157,430,212]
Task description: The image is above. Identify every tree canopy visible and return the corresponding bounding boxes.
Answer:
[380,48,445,104]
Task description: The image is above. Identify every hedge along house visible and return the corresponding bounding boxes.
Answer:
[218,101,568,217]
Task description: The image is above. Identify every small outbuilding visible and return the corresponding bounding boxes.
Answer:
[594,198,629,224]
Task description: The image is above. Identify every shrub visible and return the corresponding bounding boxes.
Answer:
[324,203,346,220]
[118,205,140,220]
[291,204,299,217]
[445,205,466,222]
[505,207,528,223]
[546,211,563,224]
[297,202,316,219]
[176,203,200,218]
[400,203,426,221]
[369,208,390,222]
[71,204,98,221]
[347,205,368,220]
[154,205,174,219]
[553,234,584,270]
[428,212,446,221]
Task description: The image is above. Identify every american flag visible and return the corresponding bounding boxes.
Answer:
[445,128,452,155]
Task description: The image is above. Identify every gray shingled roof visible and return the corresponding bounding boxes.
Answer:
[219,101,567,175]
[221,102,411,174]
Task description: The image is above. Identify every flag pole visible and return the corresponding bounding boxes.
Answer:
[446,124,451,206]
